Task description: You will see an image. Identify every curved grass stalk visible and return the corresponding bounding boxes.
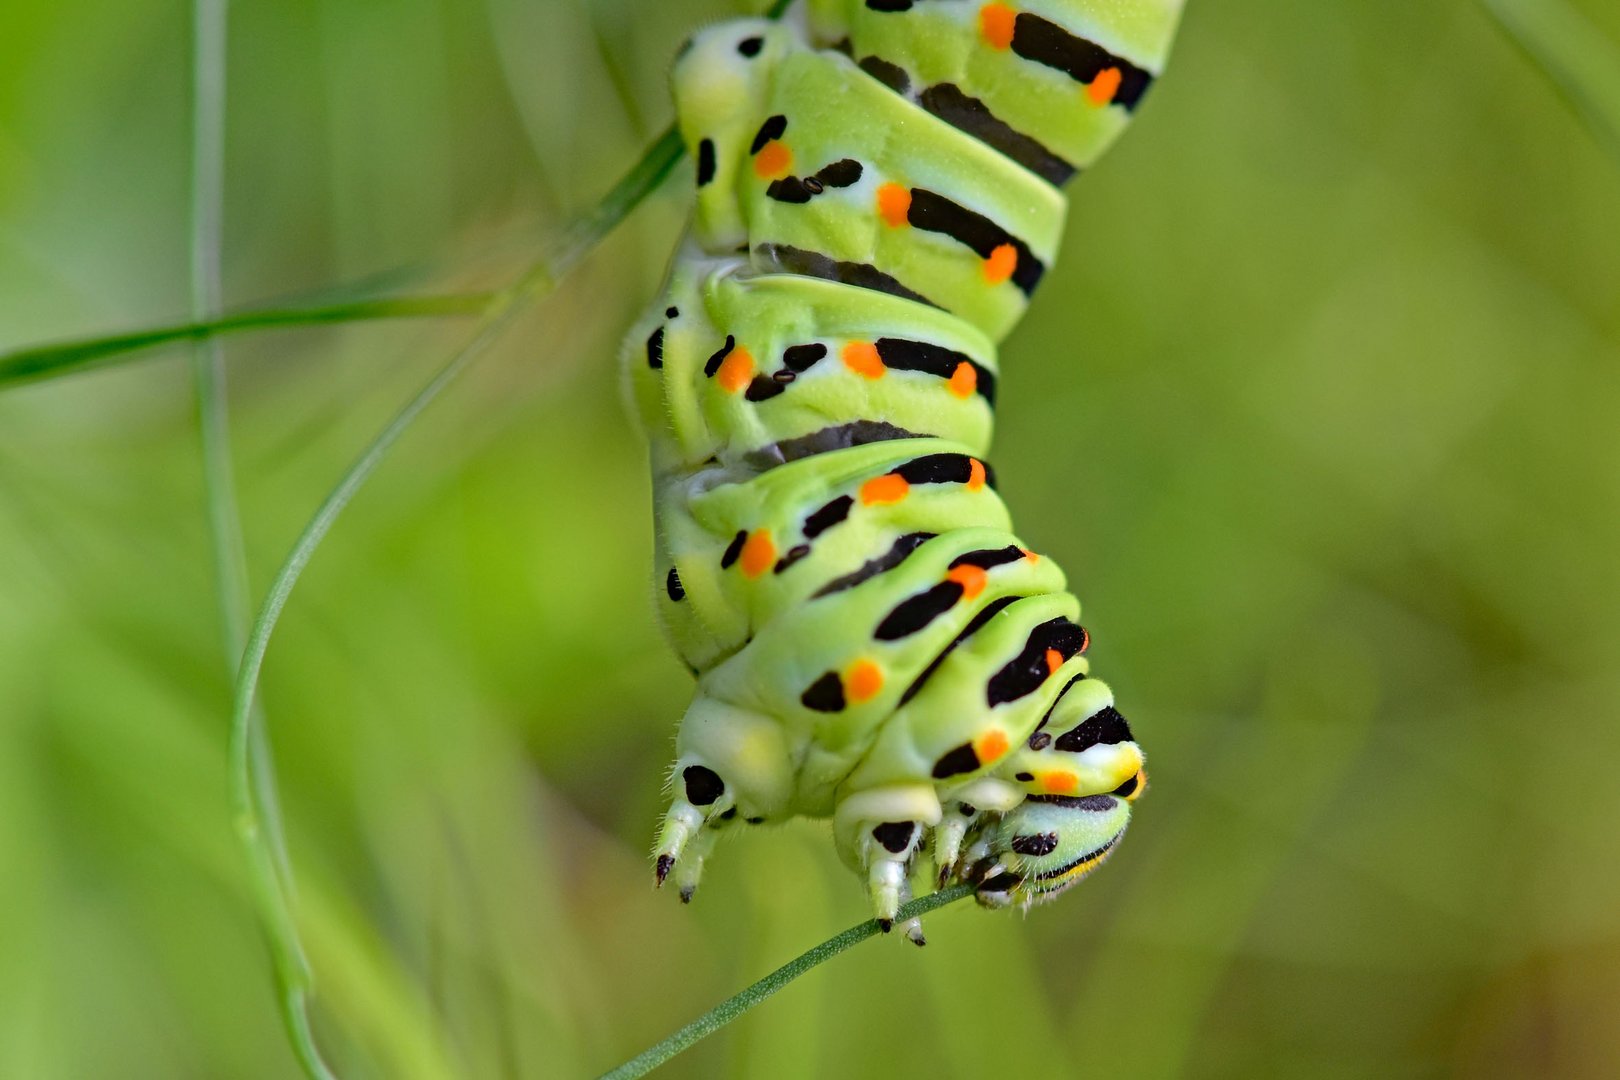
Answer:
[597,884,975,1080]
[1482,0,1620,163]
[228,124,683,1078]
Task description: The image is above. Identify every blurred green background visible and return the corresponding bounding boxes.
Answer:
[3,0,1619,1076]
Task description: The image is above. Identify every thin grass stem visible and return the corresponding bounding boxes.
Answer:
[228,123,683,1078]
[597,884,976,1080]
[0,293,494,391]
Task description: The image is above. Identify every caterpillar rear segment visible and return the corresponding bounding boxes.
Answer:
[626,0,1180,937]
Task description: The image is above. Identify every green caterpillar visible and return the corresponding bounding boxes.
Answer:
[624,0,1181,941]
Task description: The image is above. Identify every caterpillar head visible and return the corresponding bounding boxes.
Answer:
[972,793,1132,908]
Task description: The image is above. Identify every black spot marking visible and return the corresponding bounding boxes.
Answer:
[683,765,724,806]
[750,114,788,154]
[876,581,964,640]
[899,595,1018,705]
[858,55,911,93]
[666,306,679,318]
[1055,705,1134,753]
[1011,832,1058,857]
[986,618,1089,706]
[745,375,786,402]
[696,139,717,186]
[950,546,1025,571]
[817,159,864,188]
[719,807,738,820]
[1028,731,1051,750]
[766,177,816,204]
[703,334,736,378]
[720,530,747,569]
[737,35,763,57]
[774,544,811,574]
[978,871,1024,893]
[1015,771,1034,782]
[803,495,854,539]
[1111,773,1140,798]
[801,672,846,712]
[665,567,685,602]
[932,741,981,780]
[746,816,765,825]
[646,326,665,369]
[906,188,1045,295]
[748,420,925,471]
[813,531,935,598]
[1011,13,1155,110]
[866,0,913,11]
[895,452,994,487]
[783,343,828,372]
[754,243,938,308]
[919,84,1077,185]
[875,338,997,404]
[1028,794,1116,810]
[872,821,916,854]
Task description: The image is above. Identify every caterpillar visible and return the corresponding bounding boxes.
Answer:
[624,0,1181,942]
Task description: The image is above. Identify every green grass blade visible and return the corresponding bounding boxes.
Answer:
[596,885,975,1080]
[187,1,335,1075]
[189,0,246,659]
[0,293,494,391]
[228,122,683,1077]
[1482,0,1620,162]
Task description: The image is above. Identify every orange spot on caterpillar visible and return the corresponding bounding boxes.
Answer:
[978,3,1016,49]
[860,473,910,506]
[717,345,755,393]
[945,564,988,602]
[1088,66,1123,106]
[947,361,977,399]
[1022,548,1039,563]
[845,659,884,703]
[1041,771,1079,795]
[753,140,793,180]
[740,530,776,578]
[983,243,1018,285]
[876,182,911,228]
[1045,648,1064,676]
[967,459,987,491]
[841,340,885,379]
[974,729,1009,764]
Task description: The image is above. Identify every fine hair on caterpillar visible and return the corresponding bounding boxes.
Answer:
[624,0,1181,942]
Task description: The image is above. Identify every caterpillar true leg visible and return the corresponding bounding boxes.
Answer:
[626,1,1183,933]
[653,695,796,897]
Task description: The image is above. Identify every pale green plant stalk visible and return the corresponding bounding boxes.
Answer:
[187,1,335,1075]
[1482,0,1620,163]
[598,884,975,1080]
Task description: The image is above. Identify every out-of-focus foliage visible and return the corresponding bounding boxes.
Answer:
[2,0,1618,1077]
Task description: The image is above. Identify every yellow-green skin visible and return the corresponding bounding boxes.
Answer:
[625,0,1181,936]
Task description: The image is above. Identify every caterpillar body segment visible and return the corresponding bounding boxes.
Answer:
[626,0,1181,934]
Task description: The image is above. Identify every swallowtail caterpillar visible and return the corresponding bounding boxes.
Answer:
[624,0,1181,942]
